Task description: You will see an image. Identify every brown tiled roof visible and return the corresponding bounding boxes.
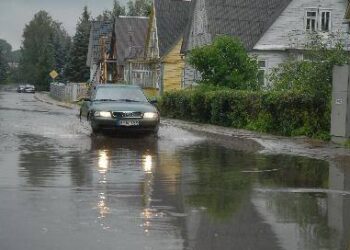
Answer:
[182,0,292,52]
[115,16,149,64]
[205,0,292,50]
[154,0,193,57]
[86,21,113,66]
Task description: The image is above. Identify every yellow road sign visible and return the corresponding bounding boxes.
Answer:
[49,70,59,79]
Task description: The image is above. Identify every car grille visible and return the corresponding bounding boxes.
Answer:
[112,111,142,119]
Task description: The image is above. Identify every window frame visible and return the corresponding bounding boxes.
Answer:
[304,8,332,33]
[305,9,318,32]
[319,9,332,32]
[257,59,267,86]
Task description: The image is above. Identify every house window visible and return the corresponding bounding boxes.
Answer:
[198,14,204,34]
[305,9,332,32]
[257,60,267,86]
[306,11,317,31]
[199,0,204,10]
[320,11,331,32]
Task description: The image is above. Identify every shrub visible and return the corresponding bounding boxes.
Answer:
[188,36,259,90]
[159,89,330,138]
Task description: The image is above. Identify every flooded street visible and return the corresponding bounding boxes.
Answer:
[0,88,349,250]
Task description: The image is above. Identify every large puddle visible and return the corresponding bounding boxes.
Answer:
[0,90,349,250]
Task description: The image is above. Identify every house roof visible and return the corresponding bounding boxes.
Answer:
[182,0,292,52]
[154,0,193,57]
[346,0,350,20]
[180,0,197,54]
[205,0,292,50]
[114,16,149,64]
[86,21,113,66]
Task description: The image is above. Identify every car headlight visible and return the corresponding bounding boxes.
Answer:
[143,112,158,119]
[94,111,111,118]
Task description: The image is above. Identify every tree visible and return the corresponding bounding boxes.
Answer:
[96,0,126,21]
[19,11,71,89]
[7,49,22,83]
[51,22,71,81]
[20,11,56,89]
[188,36,259,90]
[112,0,127,17]
[127,0,152,16]
[65,6,91,82]
[0,39,12,84]
[269,33,350,97]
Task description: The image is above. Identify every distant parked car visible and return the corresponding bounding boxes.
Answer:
[80,84,160,135]
[23,84,35,93]
[17,85,25,93]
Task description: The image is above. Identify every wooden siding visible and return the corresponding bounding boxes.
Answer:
[183,63,196,88]
[183,0,349,88]
[183,0,210,87]
[254,0,349,51]
[346,1,350,19]
[162,39,185,92]
[253,0,349,84]
[143,87,159,98]
[146,7,160,59]
[249,51,290,86]
[188,0,212,50]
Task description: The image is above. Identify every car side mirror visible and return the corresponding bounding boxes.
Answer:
[80,97,91,102]
[149,98,157,105]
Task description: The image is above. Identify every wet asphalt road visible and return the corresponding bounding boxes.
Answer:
[0,87,350,250]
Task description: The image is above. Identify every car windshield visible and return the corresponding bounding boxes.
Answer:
[94,87,148,102]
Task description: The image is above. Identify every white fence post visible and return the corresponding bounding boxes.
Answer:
[50,82,88,102]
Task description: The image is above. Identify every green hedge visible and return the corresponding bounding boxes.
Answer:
[159,89,330,139]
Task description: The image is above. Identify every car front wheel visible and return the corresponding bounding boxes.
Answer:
[90,120,100,134]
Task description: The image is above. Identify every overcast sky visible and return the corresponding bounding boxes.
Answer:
[0,0,128,50]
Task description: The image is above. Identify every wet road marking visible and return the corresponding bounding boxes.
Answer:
[255,187,350,196]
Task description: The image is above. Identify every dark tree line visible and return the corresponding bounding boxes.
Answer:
[19,11,71,90]
[97,0,152,21]
[0,39,12,84]
[10,0,152,89]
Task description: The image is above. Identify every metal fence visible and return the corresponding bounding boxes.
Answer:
[50,82,88,102]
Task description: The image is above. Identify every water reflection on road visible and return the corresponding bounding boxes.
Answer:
[0,89,349,250]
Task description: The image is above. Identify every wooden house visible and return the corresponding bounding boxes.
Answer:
[345,0,350,25]
[87,17,149,86]
[182,0,350,87]
[113,16,149,83]
[144,0,192,94]
[86,20,114,84]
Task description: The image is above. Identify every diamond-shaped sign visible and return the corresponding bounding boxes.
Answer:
[49,70,59,79]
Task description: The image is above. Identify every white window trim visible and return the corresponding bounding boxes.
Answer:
[305,8,318,32]
[195,10,205,35]
[257,59,268,86]
[319,9,332,32]
[304,8,333,33]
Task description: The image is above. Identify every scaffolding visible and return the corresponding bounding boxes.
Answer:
[98,36,113,83]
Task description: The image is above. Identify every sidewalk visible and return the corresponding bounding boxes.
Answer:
[34,92,79,110]
[34,91,350,161]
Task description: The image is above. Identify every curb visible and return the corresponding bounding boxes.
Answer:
[33,91,350,161]
[34,92,79,110]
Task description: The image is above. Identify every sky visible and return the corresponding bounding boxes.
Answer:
[0,0,128,50]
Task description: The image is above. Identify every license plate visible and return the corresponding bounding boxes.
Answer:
[118,120,140,126]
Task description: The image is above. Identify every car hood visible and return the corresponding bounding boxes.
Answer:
[91,101,157,113]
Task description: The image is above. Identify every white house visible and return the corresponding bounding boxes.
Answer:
[182,0,350,87]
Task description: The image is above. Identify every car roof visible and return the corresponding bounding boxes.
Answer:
[94,84,141,89]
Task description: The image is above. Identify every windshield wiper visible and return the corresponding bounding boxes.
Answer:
[116,99,140,102]
[94,99,117,102]
[94,98,141,102]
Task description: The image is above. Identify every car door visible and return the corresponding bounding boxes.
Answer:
[80,100,91,118]
[80,90,94,118]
